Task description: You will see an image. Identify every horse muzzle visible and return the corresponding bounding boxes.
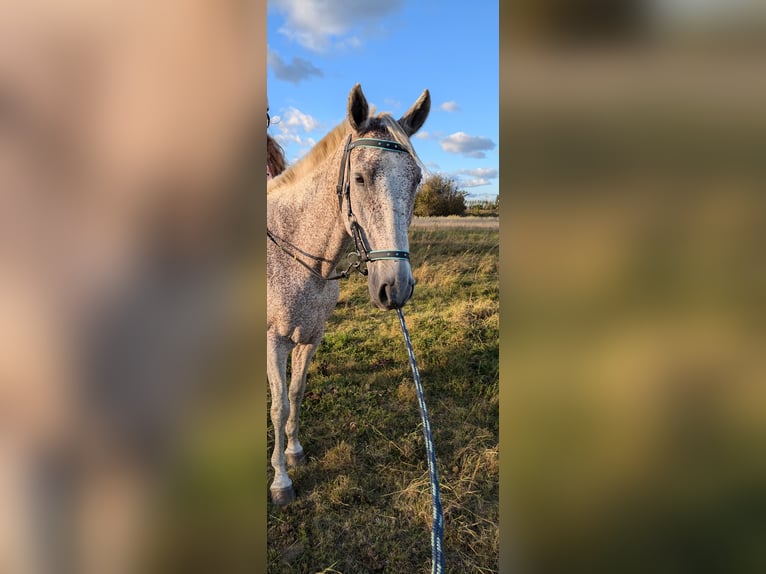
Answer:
[367,259,415,310]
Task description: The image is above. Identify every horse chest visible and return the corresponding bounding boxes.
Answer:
[268,276,339,343]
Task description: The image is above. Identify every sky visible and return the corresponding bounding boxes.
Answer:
[267,0,499,201]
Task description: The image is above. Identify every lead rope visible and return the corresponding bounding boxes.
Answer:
[396,308,445,574]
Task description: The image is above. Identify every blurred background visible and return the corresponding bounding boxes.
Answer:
[502,1,765,572]
[1,2,266,572]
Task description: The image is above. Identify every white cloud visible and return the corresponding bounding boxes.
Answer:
[461,178,492,188]
[413,130,444,141]
[451,168,498,188]
[273,107,322,156]
[441,132,496,159]
[271,0,405,52]
[280,107,321,132]
[277,134,317,162]
[439,100,460,112]
[455,168,498,179]
[268,49,323,84]
[275,133,304,147]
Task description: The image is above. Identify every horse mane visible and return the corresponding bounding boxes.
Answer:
[267,120,350,193]
[267,111,424,193]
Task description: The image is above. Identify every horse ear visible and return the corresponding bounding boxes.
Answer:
[347,83,369,133]
[398,89,430,137]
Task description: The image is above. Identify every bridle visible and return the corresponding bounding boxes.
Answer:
[268,134,413,281]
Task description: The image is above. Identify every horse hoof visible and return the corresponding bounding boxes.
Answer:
[286,450,307,467]
[270,486,296,505]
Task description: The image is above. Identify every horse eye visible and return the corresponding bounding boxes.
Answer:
[354,174,365,185]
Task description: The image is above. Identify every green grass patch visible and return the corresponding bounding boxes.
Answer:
[268,226,499,573]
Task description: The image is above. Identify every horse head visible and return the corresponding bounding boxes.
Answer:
[343,84,430,310]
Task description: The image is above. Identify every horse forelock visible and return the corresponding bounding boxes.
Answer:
[368,113,426,176]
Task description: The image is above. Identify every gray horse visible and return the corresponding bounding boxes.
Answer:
[267,84,430,504]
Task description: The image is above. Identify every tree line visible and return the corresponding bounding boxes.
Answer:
[414,174,498,217]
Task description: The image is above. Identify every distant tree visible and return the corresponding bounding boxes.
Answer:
[414,174,467,217]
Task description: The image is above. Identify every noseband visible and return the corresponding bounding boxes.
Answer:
[267,134,414,281]
[335,135,412,268]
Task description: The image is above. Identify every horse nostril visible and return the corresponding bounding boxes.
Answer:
[378,283,390,307]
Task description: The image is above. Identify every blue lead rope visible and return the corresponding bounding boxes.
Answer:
[396,308,445,574]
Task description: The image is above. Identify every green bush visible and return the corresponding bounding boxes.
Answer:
[414,174,467,216]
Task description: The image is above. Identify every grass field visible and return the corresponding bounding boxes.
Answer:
[266,222,499,573]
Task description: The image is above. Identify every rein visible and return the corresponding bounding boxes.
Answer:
[397,308,445,574]
[267,134,411,281]
[337,137,446,572]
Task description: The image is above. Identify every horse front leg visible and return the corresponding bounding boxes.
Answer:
[267,334,294,505]
[285,341,320,468]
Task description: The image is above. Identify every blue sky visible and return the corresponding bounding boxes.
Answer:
[267,0,499,201]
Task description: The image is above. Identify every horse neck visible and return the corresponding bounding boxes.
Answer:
[267,143,351,272]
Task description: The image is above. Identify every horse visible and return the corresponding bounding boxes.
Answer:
[0,2,261,571]
[267,84,431,504]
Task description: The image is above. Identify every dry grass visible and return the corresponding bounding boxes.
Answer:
[412,216,499,230]
[266,226,499,573]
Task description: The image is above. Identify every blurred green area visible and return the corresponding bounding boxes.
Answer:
[502,2,766,573]
[145,266,268,573]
